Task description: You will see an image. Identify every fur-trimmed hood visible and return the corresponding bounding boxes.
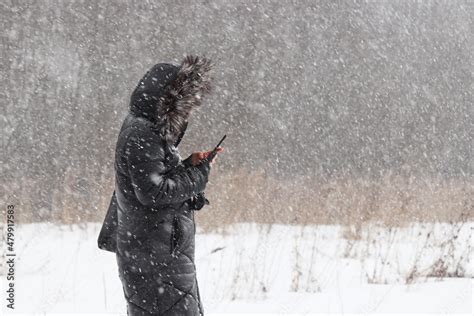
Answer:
[129,55,213,145]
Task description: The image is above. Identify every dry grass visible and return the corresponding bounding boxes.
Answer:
[3,168,472,228]
[198,168,473,232]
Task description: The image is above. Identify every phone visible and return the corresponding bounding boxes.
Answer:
[206,134,226,162]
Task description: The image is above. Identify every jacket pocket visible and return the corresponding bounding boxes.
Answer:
[170,215,182,256]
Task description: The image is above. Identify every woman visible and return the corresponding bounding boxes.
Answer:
[113,55,221,315]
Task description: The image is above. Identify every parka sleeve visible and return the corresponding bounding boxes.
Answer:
[182,154,194,168]
[126,127,211,207]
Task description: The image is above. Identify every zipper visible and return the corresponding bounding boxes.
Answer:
[170,215,181,256]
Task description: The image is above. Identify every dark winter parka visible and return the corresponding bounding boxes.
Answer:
[113,56,213,315]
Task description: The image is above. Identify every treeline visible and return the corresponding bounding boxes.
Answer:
[1,1,471,223]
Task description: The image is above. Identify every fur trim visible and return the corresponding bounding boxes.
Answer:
[155,55,213,144]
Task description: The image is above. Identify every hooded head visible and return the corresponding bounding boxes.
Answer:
[129,55,213,146]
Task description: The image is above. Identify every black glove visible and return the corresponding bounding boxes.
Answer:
[189,192,210,211]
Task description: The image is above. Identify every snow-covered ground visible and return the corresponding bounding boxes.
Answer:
[1,222,472,315]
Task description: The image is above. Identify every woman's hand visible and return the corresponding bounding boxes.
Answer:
[190,147,224,166]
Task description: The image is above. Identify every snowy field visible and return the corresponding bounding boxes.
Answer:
[1,222,472,315]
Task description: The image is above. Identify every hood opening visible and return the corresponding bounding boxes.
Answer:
[129,55,213,145]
